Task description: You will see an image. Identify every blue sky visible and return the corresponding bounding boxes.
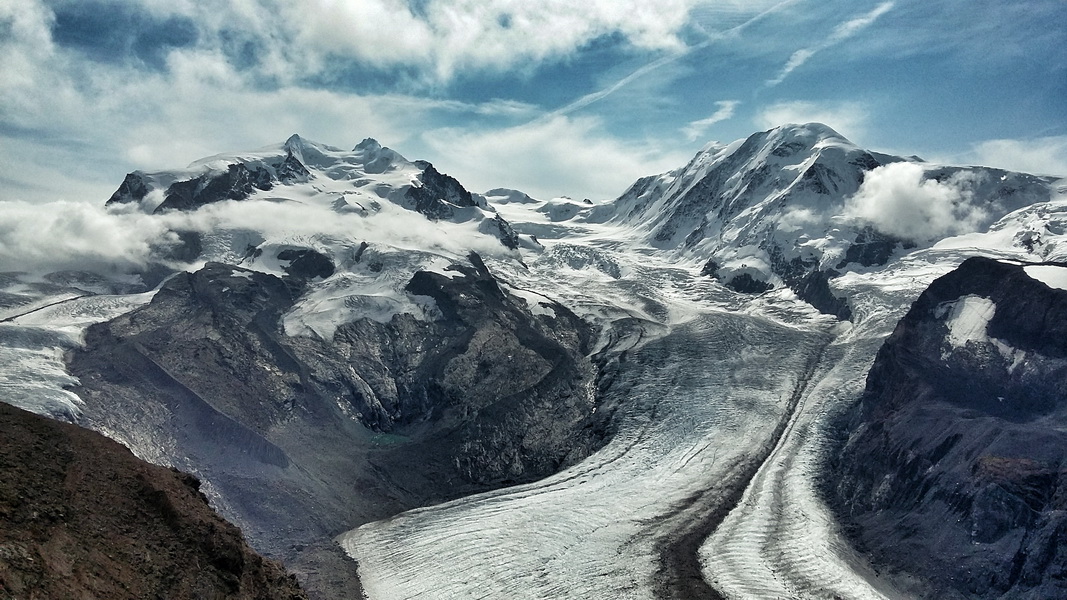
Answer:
[2,0,1065,203]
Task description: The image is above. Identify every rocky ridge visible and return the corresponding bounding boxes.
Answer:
[828,257,1067,599]
[68,254,604,599]
[0,401,308,600]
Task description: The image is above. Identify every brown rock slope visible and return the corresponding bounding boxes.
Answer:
[0,401,308,600]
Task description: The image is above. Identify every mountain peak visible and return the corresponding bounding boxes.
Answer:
[284,133,304,149]
[764,122,853,150]
[354,138,382,152]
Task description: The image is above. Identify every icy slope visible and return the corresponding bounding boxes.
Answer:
[0,272,156,419]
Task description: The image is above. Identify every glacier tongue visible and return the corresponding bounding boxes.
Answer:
[0,286,156,420]
[341,275,838,599]
[335,231,935,600]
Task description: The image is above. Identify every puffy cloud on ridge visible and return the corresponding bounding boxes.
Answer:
[843,162,988,242]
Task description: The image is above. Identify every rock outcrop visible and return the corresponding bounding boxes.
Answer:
[407,161,479,219]
[68,255,604,599]
[827,257,1067,599]
[0,401,308,600]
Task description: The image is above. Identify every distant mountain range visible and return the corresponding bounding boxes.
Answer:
[2,124,1065,600]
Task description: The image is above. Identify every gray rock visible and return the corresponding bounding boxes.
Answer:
[68,255,605,599]
[826,256,1067,599]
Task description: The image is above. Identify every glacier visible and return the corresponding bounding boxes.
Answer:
[2,124,1066,599]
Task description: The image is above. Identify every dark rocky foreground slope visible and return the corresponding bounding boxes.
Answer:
[0,401,307,600]
[828,257,1067,599]
[68,255,605,599]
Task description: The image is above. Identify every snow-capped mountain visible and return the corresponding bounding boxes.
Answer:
[580,123,1055,318]
[2,124,1066,600]
[107,133,520,249]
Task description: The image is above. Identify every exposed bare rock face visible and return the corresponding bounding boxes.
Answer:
[67,255,603,599]
[0,401,308,600]
[828,257,1067,599]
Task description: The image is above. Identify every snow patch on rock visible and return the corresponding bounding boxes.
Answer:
[937,295,997,349]
[1024,264,1067,291]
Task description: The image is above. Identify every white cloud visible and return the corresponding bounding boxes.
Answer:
[0,17,534,204]
[682,100,740,142]
[0,0,55,91]
[421,116,691,201]
[25,0,732,86]
[844,162,988,241]
[970,136,1067,177]
[831,1,894,39]
[0,201,176,273]
[755,100,868,141]
[766,1,893,85]
[0,191,521,276]
[226,0,697,81]
[1,0,708,206]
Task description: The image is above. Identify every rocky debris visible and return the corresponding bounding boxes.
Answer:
[275,150,312,184]
[276,248,335,294]
[769,246,852,320]
[490,214,521,250]
[836,226,913,269]
[723,273,772,294]
[827,256,1067,599]
[0,401,308,600]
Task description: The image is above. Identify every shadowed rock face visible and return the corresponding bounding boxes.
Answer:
[406,161,478,219]
[155,163,276,212]
[68,255,604,599]
[827,257,1067,599]
[107,172,150,205]
[0,402,308,600]
[105,151,310,214]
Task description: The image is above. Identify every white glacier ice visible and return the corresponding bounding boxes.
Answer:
[939,295,997,349]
